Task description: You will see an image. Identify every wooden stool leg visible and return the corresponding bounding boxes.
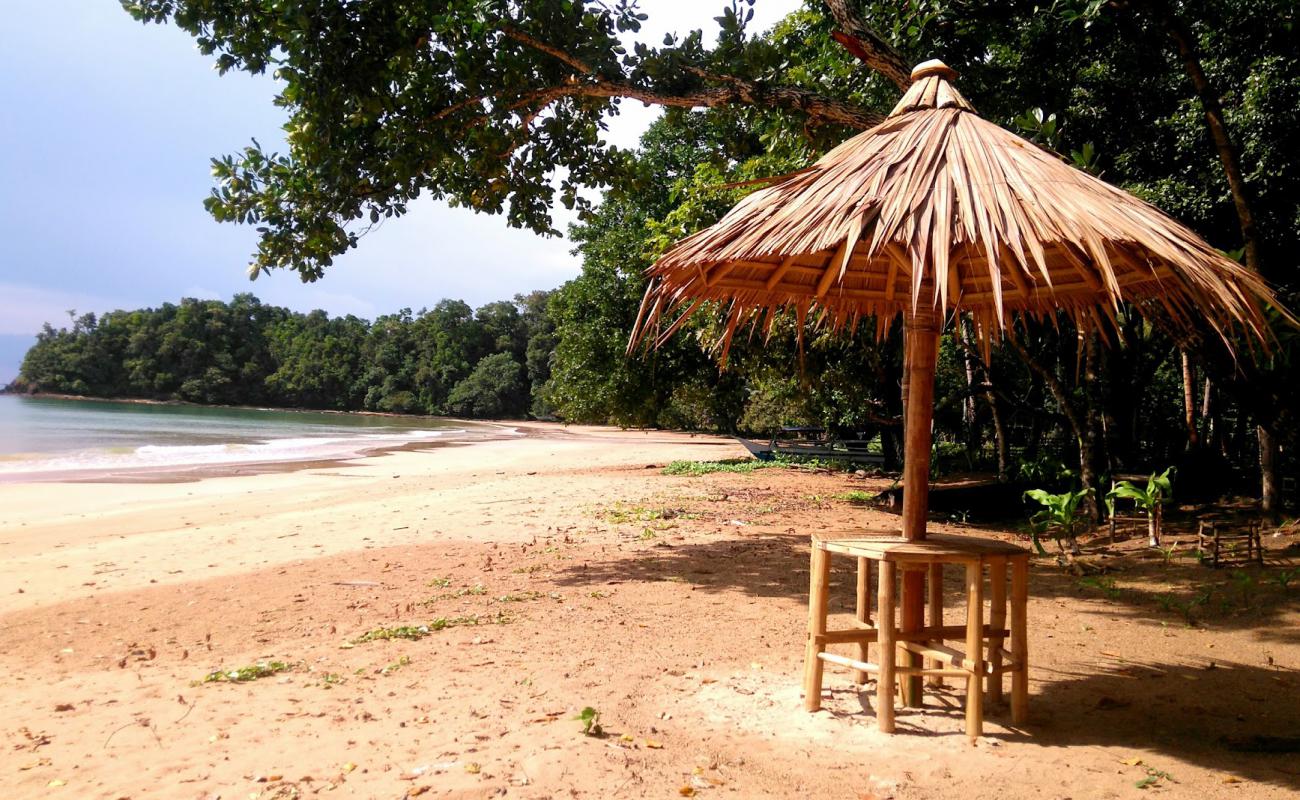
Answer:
[854,556,872,685]
[988,556,1007,705]
[803,544,831,711]
[926,562,944,687]
[965,560,984,742]
[900,569,925,707]
[1010,555,1029,725]
[876,560,897,733]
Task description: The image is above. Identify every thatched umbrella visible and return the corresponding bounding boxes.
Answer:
[631,59,1288,703]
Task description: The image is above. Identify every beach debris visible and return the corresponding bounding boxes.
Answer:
[18,757,52,771]
[201,661,294,683]
[352,625,431,643]
[53,703,75,712]
[1135,767,1175,789]
[575,707,603,737]
[17,728,52,751]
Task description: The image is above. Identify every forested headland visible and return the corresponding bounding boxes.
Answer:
[9,293,557,421]
[16,0,1299,511]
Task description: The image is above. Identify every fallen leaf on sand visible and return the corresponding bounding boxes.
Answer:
[53,704,75,712]
[1120,757,1144,766]
[406,787,430,797]
[645,739,663,749]
[342,762,357,773]
[47,779,65,787]
[1221,776,1242,784]
[678,787,696,797]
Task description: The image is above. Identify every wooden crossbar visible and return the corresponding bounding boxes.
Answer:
[816,624,1009,645]
[816,652,974,679]
[897,641,1024,677]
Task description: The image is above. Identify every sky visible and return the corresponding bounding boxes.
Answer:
[0,1,800,384]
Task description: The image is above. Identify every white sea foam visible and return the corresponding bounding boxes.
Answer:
[0,428,457,476]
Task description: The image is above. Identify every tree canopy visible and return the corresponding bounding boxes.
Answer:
[107,0,1300,511]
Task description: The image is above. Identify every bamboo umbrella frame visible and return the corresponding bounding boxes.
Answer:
[631,60,1292,706]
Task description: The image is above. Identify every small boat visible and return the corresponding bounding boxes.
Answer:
[735,426,886,465]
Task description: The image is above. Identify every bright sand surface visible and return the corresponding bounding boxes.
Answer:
[2,424,1297,799]
[0,425,734,615]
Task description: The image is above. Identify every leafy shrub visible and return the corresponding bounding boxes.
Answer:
[1025,487,1093,555]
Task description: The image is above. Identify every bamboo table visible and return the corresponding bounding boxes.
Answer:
[802,532,1029,741]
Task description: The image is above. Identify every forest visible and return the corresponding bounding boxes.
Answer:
[10,292,558,421]
[13,0,1300,513]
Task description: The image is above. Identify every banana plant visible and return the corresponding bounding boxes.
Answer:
[1024,487,1093,556]
[1107,468,1175,547]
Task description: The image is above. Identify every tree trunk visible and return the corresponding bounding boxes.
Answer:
[1081,335,1105,522]
[960,323,982,464]
[1259,425,1279,518]
[1010,336,1100,517]
[1181,351,1199,449]
[1200,376,1217,452]
[989,386,1010,483]
[1137,0,1278,513]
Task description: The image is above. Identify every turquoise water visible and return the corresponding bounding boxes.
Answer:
[0,395,504,479]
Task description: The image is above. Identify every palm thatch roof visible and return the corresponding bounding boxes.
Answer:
[632,60,1287,358]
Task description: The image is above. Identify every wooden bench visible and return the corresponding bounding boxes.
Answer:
[803,532,1030,741]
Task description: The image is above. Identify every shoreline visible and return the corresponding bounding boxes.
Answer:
[0,424,742,613]
[0,393,539,485]
[0,388,534,424]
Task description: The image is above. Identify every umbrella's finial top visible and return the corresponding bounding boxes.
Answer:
[910,59,957,82]
[889,58,974,117]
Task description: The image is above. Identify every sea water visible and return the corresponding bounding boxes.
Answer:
[0,395,508,480]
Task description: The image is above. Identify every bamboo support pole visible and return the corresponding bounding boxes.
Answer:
[965,560,984,741]
[803,545,830,712]
[988,556,1007,704]
[926,562,944,687]
[855,557,871,684]
[900,300,940,707]
[1010,556,1029,724]
[877,560,897,732]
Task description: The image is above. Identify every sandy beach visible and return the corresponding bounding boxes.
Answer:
[2,424,1297,799]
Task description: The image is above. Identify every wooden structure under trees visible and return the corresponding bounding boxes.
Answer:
[632,59,1290,736]
[1198,520,1265,568]
[804,532,1028,741]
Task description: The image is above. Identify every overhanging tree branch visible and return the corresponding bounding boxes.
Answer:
[493,27,885,130]
[823,0,911,90]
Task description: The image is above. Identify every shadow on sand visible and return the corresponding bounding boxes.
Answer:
[551,529,1299,789]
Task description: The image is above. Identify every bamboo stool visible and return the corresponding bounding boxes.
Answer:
[803,532,1030,741]
[1197,520,1264,568]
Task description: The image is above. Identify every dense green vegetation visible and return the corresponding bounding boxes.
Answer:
[11,293,556,419]
[26,0,1295,509]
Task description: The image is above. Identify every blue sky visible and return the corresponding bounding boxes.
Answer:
[0,1,797,383]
